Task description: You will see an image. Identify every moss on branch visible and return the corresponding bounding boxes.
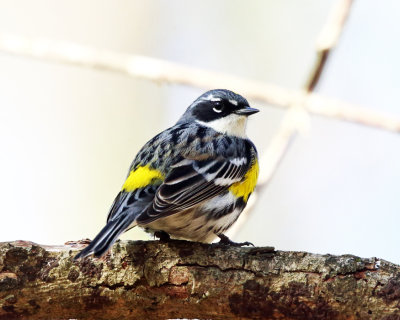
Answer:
[0,240,399,319]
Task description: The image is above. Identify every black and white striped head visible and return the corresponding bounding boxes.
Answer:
[178,89,259,137]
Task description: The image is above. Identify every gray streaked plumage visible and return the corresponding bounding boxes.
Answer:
[75,89,259,259]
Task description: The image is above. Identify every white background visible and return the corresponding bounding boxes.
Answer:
[1,1,399,263]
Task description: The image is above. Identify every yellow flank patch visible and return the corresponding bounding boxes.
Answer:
[122,166,164,192]
[229,159,259,202]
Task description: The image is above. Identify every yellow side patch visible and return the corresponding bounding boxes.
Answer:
[229,159,259,202]
[122,166,165,192]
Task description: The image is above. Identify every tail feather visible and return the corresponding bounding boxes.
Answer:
[74,214,136,259]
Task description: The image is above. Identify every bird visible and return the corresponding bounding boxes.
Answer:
[74,89,259,259]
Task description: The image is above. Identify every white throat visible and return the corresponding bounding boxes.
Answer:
[196,114,248,138]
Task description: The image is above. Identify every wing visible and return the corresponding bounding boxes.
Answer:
[75,184,159,259]
[107,184,158,223]
[136,156,250,224]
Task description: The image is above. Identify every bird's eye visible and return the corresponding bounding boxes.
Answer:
[213,102,223,113]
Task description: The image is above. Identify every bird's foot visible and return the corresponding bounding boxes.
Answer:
[154,230,171,242]
[217,234,254,247]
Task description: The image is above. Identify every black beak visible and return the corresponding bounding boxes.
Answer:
[234,107,259,116]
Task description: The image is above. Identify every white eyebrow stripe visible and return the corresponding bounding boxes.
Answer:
[210,98,222,102]
[229,99,238,106]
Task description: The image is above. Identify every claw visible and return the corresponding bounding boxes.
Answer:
[217,234,254,247]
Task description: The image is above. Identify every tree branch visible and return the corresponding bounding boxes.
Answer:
[0,33,399,134]
[0,240,399,319]
[229,0,354,237]
[306,0,353,92]
[259,0,354,187]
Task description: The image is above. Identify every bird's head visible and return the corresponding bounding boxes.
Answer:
[179,89,259,137]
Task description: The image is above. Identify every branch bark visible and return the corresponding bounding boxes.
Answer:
[1,240,399,319]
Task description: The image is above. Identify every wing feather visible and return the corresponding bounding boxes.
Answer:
[107,184,157,222]
[136,157,249,224]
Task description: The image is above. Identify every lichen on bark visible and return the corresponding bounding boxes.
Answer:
[0,240,399,319]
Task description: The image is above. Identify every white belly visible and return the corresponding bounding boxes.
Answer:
[139,192,243,242]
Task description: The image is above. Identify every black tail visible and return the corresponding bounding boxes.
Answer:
[74,213,136,259]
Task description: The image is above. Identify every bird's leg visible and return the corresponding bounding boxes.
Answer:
[154,230,171,242]
[217,234,254,247]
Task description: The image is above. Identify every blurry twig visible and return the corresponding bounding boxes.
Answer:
[0,31,399,134]
[306,0,353,92]
[228,0,354,238]
[258,0,355,188]
[0,33,290,107]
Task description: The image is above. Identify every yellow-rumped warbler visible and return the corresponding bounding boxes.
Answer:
[75,89,259,259]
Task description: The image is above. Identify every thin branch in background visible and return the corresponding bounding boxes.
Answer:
[258,0,355,182]
[0,33,291,108]
[0,32,399,134]
[306,94,400,132]
[228,0,354,238]
[306,0,354,92]
[256,0,355,188]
